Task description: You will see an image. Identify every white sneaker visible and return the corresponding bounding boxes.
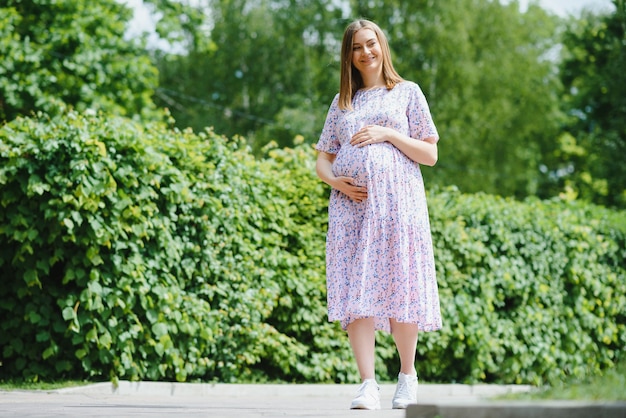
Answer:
[392,372,418,409]
[350,379,381,410]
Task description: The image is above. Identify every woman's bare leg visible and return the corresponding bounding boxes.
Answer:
[390,318,418,375]
[347,317,376,380]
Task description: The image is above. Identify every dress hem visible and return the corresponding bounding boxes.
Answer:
[330,316,443,333]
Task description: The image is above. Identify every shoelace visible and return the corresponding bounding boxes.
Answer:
[395,379,415,400]
[356,380,377,398]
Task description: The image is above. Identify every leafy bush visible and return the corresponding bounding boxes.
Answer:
[1,110,624,385]
[0,110,353,383]
[0,1,158,123]
[422,189,626,384]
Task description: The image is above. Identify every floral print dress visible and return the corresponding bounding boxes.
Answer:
[316,81,443,333]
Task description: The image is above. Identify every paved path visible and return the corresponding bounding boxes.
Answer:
[0,381,528,417]
[1,381,624,418]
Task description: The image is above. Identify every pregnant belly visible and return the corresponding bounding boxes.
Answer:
[333,143,397,187]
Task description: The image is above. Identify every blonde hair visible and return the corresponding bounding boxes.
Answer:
[338,19,403,110]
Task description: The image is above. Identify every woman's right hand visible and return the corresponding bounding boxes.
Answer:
[332,176,368,203]
[316,152,368,203]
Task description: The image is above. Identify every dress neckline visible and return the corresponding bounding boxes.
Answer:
[359,85,387,92]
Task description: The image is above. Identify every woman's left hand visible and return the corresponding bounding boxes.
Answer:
[350,125,393,147]
[350,124,439,166]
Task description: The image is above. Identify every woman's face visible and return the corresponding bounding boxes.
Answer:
[351,28,383,77]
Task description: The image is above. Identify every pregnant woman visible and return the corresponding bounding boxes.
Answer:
[315,19,443,410]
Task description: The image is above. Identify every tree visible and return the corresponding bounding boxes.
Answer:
[0,0,159,123]
[550,0,626,207]
[153,0,346,151]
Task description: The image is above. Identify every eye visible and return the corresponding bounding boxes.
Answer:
[352,46,361,51]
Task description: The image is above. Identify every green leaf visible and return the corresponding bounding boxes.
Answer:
[23,269,39,287]
[152,323,168,338]
[75,348,88,359]
[42,345,56,360]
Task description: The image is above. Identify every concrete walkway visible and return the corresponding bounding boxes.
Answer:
[0,381,624,418]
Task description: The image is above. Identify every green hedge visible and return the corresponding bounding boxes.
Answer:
[424,190,626,384]
[1,110,624,385]
[0,110,352,383]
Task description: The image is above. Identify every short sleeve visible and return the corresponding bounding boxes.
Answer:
[316,94,342,154]
[407,83,439,143]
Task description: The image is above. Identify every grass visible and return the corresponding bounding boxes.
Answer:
[499,361,626,402]
[0,380,102,391]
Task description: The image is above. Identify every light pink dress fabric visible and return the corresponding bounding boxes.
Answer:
[316,81,443,333]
